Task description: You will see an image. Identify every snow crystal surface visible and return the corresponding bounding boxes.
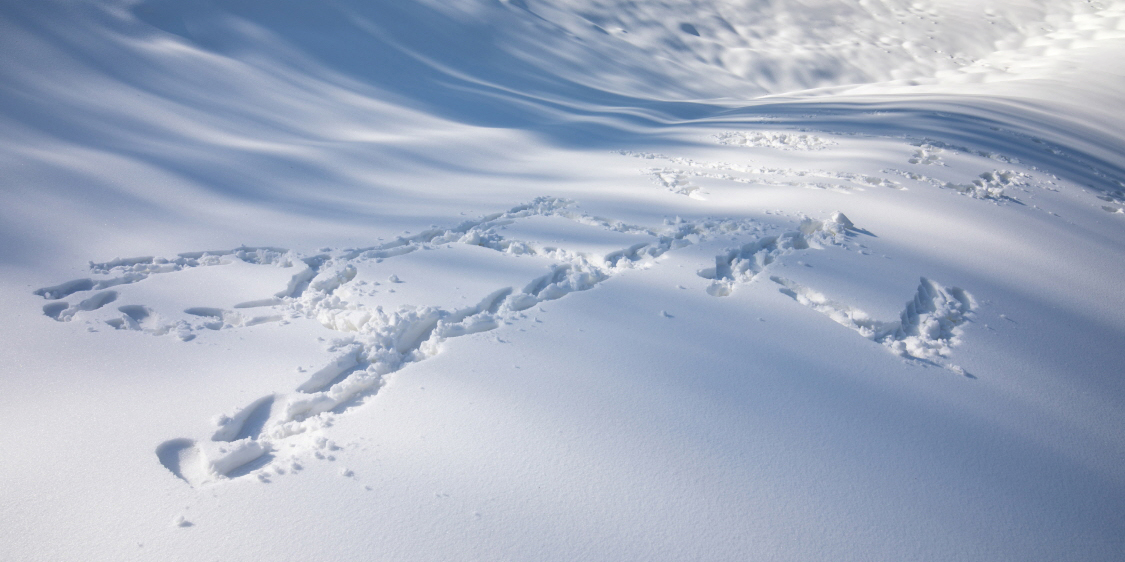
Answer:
[2,1,1125,561]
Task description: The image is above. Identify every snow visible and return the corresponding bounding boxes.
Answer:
[2,0,1124,560]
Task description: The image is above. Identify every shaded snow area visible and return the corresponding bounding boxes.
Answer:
[2,1,1125,560]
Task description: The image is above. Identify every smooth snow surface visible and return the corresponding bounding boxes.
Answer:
[2,0,1125,560]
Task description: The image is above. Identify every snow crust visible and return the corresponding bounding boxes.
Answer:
[2,0,1125,560]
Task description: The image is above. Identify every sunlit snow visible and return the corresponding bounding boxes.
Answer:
[2,1,1124,560]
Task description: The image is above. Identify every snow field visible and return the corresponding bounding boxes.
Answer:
[2,1,1125,561]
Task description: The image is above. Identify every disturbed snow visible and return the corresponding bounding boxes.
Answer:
[2,1,1125,561]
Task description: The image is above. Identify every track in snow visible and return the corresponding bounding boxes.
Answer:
[35,193,976,487]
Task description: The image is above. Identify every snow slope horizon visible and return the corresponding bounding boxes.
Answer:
[2,1,1125,560]
[3,0,1125,265]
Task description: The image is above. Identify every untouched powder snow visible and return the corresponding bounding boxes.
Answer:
[2,1,1125,560]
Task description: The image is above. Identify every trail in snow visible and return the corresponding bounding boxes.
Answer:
[771,276,975,371]
[39,118,1098,487]
[619,130,1069,203]
[37,195,974,486]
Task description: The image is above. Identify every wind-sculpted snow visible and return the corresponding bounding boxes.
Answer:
[122,0,1101,110]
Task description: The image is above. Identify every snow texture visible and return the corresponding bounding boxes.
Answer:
[2,1,1125,561]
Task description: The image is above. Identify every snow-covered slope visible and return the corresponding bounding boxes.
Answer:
[2,1,1124,560]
